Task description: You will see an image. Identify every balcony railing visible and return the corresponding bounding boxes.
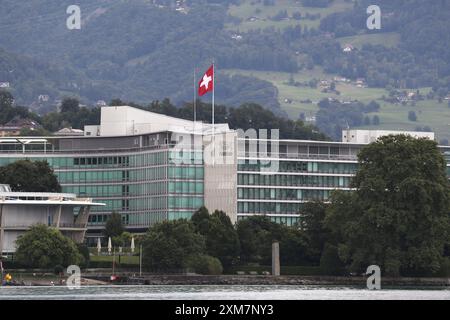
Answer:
[238,152,358,161]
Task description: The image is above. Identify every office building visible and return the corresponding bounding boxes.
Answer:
[0,106,448,242]
[0,184,104,254]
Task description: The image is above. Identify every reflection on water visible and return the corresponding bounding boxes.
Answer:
[0,285,449,300]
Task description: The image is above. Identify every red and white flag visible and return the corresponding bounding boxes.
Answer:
[198,65,214,96]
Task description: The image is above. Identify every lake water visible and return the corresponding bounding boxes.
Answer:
[0,285,449,300]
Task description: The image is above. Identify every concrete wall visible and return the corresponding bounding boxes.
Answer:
[0,204,86,254]
[203,132,238,223]
[342,130,435,143]
[100,106,201,137]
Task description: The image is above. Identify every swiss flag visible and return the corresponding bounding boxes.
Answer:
[198,65,214,96]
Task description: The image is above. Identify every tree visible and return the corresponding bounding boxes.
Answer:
[192,208,240,268]
[0,90,14,110]
[15,224,83,268]
[326,135,450,276]
[298,201,330,263]
[60,97,80,113]
[142,220,205,271]
[0,160,61,192]
[112,231,132,247]
[185,254,223,275]
[103,212,125,239]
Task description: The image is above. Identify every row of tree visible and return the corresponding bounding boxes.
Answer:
[0,91,327,141]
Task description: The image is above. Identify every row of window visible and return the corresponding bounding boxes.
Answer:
[238,201,305,215]
[57,167,167,183]
[88,211,168,226]
[169,151,203,165]
[237,215,300,227]
[168,166,204,180]
[238,174,351,188]
[168,211,197,221]
[168,196,203,209]
[238,161,358,174]
[238,188,333,201]
[168,181,204,194]
[71,152,169,168]
[63,182,167,198]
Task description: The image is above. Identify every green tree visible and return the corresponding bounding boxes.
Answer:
[112,231,133,247]
[15,224,83,268]
[0,90,14,110]
[103,212,124,239]
[298,201,330,263]
[192,208,240,268]
[236,216,284,265]
[0,160,61,192]
[185,254,223,275]
[60,97,80,113]
[142,220,205,271]
[19,127,51,136]
[326,135,450,276]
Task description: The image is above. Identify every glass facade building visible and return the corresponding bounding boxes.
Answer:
[0,133,205,241]
[237,139,450,226]
[0,107,449,239]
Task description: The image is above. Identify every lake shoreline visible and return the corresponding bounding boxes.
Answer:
[3,270,449,287]
[87,274,450,287]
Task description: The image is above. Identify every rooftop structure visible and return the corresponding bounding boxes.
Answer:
[0,184,104,254]
[342,129,435,144]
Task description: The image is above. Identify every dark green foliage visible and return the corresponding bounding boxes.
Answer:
[60,98,80,113]
[144,100,328,140]
[318,0,450,95]
[319,244,346,276]
[77,244,91,268]
[0,1,289,110]
[326,135,450,276]
[103,212,125,239]
[0,90,41,125]
[316,99,378,140]
[236,216,314,266]
[185,254,223,275]
[298,201,330,263]
[0,160,61,192]
[142,220,205,271]
[15,225,83,269]
[192,207,240,268]
[42,101,100,131]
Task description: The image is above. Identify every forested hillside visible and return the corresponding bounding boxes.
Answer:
[0,0,449,141]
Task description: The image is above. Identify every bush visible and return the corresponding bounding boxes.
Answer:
[15,224,83,269]
[433,258,450,277]
[54,265,64,275]
[225,265,323,275]
[320,244,346,276]
[77,244,90,268]
[186,255,223,275]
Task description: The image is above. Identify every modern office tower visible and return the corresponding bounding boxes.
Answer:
[0,106,448,242]
[0,184,104,254]
[0,106,236,243]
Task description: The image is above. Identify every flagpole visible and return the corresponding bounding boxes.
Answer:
[194,68,197,123]
[193,68,196,133]
[212,62,215,165]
